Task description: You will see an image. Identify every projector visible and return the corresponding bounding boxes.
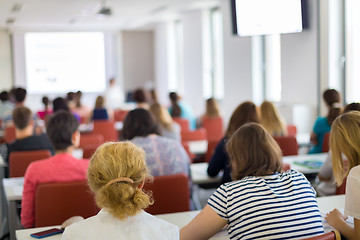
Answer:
[97,7,112,16]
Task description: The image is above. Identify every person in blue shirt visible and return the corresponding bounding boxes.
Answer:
[168,92,196,130]
[309,89,341,154]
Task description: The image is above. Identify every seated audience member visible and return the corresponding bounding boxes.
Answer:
[122,108,190,178]
[74,91,91,118]
[259,100,287,136]
[52,97,81,122]
[2,87,27,122]
[36,96,53,120]
[325,111,360,240]
[316,102,360,196]
[168,92,196,130]
[21,110,89,228]
[0,107,54,164]
[62,142,179,239]
[309,89,341,154]
[149,103,181,141]
[207,101,259,183]
[0,91,14,120]
[181,123,324,240]
[133,88,150,110]
[198,98,221,127]
[90,96,112,121]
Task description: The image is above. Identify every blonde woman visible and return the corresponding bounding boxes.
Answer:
[149,103,181,141]
[325,111,360,240]
[259,101,287,136]
[199,98,221,126]
[62,142,179,239]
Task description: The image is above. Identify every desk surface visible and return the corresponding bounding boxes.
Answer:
[3,177,23,201]
[190,162,221,185]
[16,195,346,240]
[283,153,327,174]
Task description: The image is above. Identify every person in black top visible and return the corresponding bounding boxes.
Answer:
[0,107,54,165]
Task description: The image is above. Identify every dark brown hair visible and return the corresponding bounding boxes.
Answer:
[344,102,360,113]
[169,92,181,117]
[13,106,32,130]
[133,89,147,103]
[122,108,160,140]
[95,96,105,109]
[323,89,341,125]
[227,123,282,180]
[225,101,259,138]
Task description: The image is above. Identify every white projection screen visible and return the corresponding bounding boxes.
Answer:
[24,32,106,93]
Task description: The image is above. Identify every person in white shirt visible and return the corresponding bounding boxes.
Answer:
[62,141,179,240]
[104,78,124,110]
[325,111,360,240]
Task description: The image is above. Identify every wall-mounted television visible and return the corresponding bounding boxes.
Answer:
[231,0,307,37]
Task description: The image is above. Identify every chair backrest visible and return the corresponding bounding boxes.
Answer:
[336,177,346,195]
[143,173,190,215]
[301,230,340,240]
[273,136,298,156]
[113,110,129,122]
[322,132,330,153]
[287,124,297,136]
[173,117,190,132]
[4,125,16,143]
[9,150,52,177]
[35,181,99,227]
[181,128,207,142]
[79,133,104,148]
[205,140,220,163]
[202,117,223,141]
[92,120,118,142]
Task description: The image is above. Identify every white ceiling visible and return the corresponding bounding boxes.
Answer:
[0,0,221,31]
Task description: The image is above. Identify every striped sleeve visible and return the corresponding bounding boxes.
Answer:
[207,184,229,220]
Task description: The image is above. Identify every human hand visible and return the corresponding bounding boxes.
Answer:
[325,209,348,228]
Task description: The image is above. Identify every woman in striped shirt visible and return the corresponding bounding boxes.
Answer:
[181,123,324,240]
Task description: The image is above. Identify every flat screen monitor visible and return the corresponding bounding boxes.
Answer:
[231,0,304,37]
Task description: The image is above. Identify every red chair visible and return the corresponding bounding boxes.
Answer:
[79,133,104,148]
[322,132,330,153]
[273,136,298,156]
[181,128,207,142]
[301,230,340,240]
[92,120,118,142]
[336,177,346,195]
[173,117,190,132]
[4,125,16,143]
[9,150,52,177]
[204,140,220,163]
[144,173,190,215]
[114,110,129,122]
[287,124,297,136]
[35,181,99,227]
[202,117,223,141]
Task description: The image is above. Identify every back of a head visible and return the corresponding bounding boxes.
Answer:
[133,89,147,104]
[122,108,160,140]
[13,88,27,103]
[225,101,259,138]
[344,102,360,113]
[53,97,70,112]
[76,91,82,107]
[149,103,173,130]
[95,96,105,109]
[206,98,220,118]
[0,91,9,102]
[330,111,360,185]
[260,101,285,135]
[12,107,32,130]
[42,96,50,106]
[323,89,341,125]
[87,142,152,219]
[227,123,282,180]
[46,110,79,151]
[169,92,178,103]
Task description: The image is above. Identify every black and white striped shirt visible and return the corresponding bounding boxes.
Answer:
[208,169,324,239]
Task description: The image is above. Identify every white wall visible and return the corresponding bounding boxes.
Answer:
[0,30,12,90]
[122,31,154,95]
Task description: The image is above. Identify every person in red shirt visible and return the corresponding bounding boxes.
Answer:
[21,110,89,228]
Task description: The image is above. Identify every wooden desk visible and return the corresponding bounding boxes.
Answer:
[15,195,346,240]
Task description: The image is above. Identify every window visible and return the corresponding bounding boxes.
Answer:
[203,8,224,99]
